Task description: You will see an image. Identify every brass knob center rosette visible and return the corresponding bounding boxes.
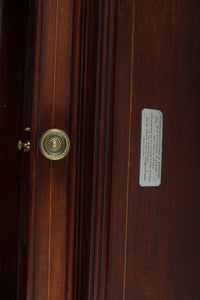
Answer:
[39,129,70,160]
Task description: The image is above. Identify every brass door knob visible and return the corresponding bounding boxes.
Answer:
[17,127,31,152]
[17,140,30,152]
[39,129,70,160]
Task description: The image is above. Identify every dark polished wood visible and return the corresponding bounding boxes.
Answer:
[76,0,200,299]
[27,0,77,299]
[106,1,200,299]
[0,1,29,298]
[27,0,200,299]
[1,0,199,299]
[74,0,117,299]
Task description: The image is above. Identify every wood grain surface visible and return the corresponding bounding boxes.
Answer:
[107,1,200,299]
[74,0,200,299]
[25,0,200,299]
[27,0,79,299]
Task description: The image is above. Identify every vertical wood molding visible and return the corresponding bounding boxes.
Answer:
[75,0,119,299]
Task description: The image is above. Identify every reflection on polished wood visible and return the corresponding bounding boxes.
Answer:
[1,0,200,299]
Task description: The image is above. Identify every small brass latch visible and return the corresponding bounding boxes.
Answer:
[17,127,31,152]
[17,140,30,152]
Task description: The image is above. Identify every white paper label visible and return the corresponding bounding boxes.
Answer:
[139,108,163,187]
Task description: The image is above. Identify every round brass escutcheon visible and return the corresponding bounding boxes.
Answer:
[39,129,70,160]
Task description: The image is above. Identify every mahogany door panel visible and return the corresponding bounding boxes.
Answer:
[6,0,199,299]
[107,1,200,300]
[75,0,200,300]
[26,0,79,299]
